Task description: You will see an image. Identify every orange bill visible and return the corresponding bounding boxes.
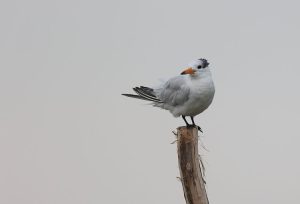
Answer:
[181,67,196,75]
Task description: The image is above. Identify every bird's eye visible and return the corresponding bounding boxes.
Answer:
[197,65,202,69]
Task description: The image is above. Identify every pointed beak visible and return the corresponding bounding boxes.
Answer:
[181,67,196,75]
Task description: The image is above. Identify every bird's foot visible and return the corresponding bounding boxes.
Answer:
[197,126,203,133]
[186,124,193,128]
[186,124,203,132]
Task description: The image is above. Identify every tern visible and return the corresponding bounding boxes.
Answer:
[122,58,215,131]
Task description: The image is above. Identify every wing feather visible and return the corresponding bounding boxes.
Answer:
[156,76,190,106]
[122,86,163,103]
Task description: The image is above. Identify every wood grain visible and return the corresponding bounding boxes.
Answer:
[177,126,209,204]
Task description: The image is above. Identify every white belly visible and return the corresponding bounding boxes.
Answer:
[172,79,215,117]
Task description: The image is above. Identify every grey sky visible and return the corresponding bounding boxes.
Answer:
[0,0,299,203]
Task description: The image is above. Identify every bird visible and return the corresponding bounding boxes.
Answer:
[122,58,215,131]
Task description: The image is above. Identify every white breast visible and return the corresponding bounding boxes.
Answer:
[171,70,215,117]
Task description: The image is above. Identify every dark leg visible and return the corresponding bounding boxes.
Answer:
[182,115,190,126]
[190,116,203,132]
[191,116,196,126]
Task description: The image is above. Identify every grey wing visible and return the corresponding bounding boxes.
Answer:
[156,76,190,106]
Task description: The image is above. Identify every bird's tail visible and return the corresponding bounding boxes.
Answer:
[122,86,163,103]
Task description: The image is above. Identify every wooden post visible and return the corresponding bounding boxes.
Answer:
[177,126,209,204]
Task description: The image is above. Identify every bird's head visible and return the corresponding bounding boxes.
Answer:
[181,58,210,75]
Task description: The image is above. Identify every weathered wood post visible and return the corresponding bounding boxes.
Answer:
[176,126,209,204]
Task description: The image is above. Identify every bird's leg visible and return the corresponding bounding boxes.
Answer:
[182,115,190,127]
[191,116,196,126]
[190,116,203,132]
[182,116,196,130]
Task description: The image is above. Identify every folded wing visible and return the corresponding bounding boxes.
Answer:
[122,76,190,108]
[156,76,190,106]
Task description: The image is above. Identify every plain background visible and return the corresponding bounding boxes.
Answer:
[1,0,300,203]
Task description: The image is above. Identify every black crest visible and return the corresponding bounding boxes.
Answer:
[199,58,209,68]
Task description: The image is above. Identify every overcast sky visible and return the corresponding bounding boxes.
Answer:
[1,0,300,203]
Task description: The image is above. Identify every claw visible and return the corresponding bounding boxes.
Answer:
[197,126,203,133]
